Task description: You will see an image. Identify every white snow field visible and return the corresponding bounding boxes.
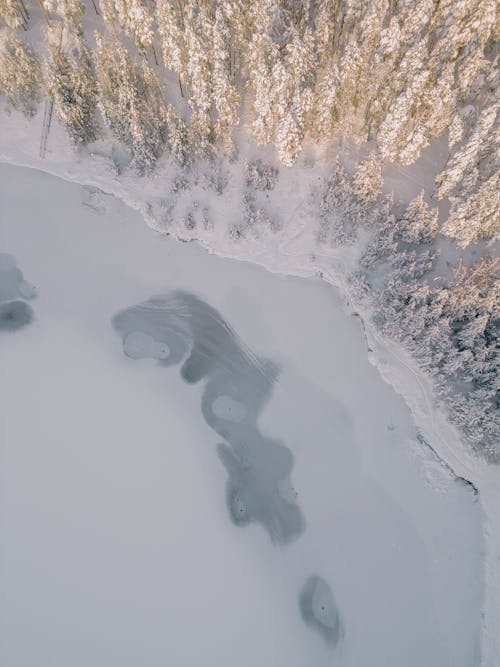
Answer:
[0,164,485,666]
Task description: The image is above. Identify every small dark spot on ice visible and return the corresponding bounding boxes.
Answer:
[0,300,34,331]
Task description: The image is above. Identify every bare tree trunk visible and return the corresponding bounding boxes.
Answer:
[152,45,159,66]
[40,98,54,158]
[18,0,29,19]
[17,0,29,27]
[90,0,99,15]
[57,21,64,52]
[178,76,184,98]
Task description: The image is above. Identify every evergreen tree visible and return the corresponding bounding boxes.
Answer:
[397,192,439,244]
[125,0,155,56]
[164,103,191,167]
[352,153,383,203]
[45,0,84,32]
[0,35,41,115]
[212,5,239,152]
[247,0,278,146]
[443,172,500,247]
[0,0,25,29]
[46,29,98,145]
[184,0,214,154]
[94,34,166,172]
[156,0,187,94]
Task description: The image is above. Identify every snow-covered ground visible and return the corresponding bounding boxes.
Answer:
[0,164,489,666]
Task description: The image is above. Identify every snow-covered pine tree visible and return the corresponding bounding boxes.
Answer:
[352,152,383,203]
[439,257,500,459]
[184,0,214,155]
[94,34,166,172]
[448,112,465,150]
[0,34,41,115]
[315,0,337,66]
[375,0,496,165]
[46,28,98,145]
[275,109,302,167]
[44,0,84,33]
[97,0,154,59]
[397,191,439,245]
[164,103,191,167]
[317,160,359,246]
[276,25,315,164]
[220,0,248,83]
[212,5,239,153]
[376,42,431,164]
[124,0,155,58]
[155,0,187,96]
[435,101,498,200]
[312,64,340,141]
[0,0,27,28]
[435,72,499,248]
[443,172,500,247]
[249,0,317,164]
[360,192,438,273]
[98,0,121,27]
[247,0,278,146]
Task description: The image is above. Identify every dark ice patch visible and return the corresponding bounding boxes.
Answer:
[112,296,190,367]
[0,253,37,303]
[0,300,34,331]
[299,575,343,647]
[112,290,304,545]
[0,254,37,332]
[181,346,214,384]
[217,441,303,544]
[226,482,251,526]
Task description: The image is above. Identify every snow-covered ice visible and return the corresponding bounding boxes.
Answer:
[0,164,485,666]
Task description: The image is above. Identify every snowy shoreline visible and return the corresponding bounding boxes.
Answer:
[1,140,499,665]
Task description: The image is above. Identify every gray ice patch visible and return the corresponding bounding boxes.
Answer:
[112,295,190,368]
[0,253,37,303]
[299,575,343,647]
[123,331,170,360]
[18,280,37,299]
[217,440,303,544]
[112,290,304,545]
[0,254,36,331]
[0,300,34,331]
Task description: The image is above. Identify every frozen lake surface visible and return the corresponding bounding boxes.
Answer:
[0,164,484,666]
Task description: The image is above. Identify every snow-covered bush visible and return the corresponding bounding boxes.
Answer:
[245,160,278,191]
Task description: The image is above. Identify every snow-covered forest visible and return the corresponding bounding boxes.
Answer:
[0,0,498,461]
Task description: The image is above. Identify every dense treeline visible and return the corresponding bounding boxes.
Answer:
[0,0,498,459]
[1,0,499,244]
